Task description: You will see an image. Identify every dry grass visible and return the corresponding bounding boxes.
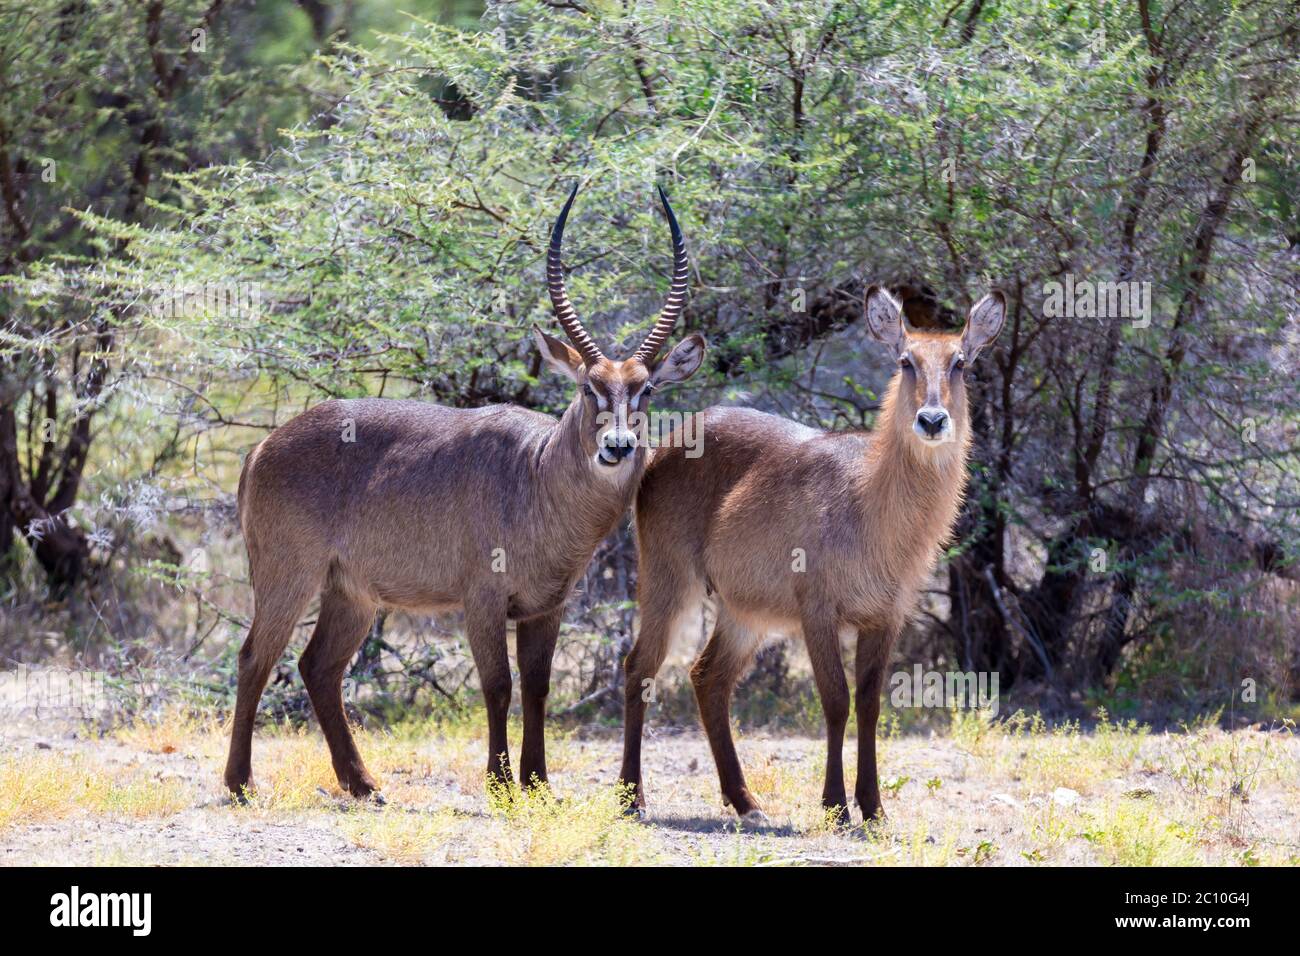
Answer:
[0,706,1296,866]
[0,751,192,829]
[337,807,461,864]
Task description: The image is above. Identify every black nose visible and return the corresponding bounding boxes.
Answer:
[603,437,637,460]
[916,409,948,437]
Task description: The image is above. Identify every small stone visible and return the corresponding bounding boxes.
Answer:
[1050,787,1080,807]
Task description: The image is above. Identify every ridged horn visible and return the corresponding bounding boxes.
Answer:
[633,185,690,364]
[546,183,604,366]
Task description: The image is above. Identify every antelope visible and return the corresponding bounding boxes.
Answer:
[620,286,1004,823]
[223,185,706,801]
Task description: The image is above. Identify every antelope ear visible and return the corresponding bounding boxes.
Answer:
[533,325,583,382]
[650,333,706,386]
[863,285,905,353]
[962,292,1006,361]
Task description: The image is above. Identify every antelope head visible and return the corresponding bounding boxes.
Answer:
[533,185,706,471]
[863,285,1005,449]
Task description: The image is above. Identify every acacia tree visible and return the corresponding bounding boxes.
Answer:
[19,0,1300,704]
[0,0,353,594]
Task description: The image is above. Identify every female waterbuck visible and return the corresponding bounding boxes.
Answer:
[621,286,1004,823]
[225,186,706,801]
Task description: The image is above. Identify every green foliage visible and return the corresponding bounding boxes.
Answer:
[1,0,1297,717]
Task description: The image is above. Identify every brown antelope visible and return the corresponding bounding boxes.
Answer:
[224,185,706,801]
[621,286,1004,823]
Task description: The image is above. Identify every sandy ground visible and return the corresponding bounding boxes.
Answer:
[1,705,1297,866]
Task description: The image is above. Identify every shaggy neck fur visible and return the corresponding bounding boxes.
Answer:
[535,395,642,562]
[856,374,971,581]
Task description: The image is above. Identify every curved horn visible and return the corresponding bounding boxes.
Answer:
[547,183,604,366]
[634,185,690,364]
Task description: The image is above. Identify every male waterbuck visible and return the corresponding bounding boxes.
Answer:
[621,286,1004,823]
[224,186,706,801]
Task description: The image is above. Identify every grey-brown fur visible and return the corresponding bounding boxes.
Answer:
[223,188,705,801]
[620,287,1005,823]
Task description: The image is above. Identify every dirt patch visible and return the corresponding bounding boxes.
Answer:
[2,712,1297,866]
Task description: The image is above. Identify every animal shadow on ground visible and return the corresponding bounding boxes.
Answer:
[643,813,795,837]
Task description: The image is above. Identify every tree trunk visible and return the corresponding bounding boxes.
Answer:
[0,399,90,595]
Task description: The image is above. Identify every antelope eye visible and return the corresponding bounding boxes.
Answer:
[899,356,913,370]
[582,384,596,398]
[953,357,966,372]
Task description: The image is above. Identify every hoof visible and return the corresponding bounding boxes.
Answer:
[622,803,648,821]
[342,773,381,801]
[365,790,387,806]
[858,805,886,826]
[522,779,557,800]
[521,773,551,793]
[226,778,254,805]
[739,808,770,827]
[826,805,852,829]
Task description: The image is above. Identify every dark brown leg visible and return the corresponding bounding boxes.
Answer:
[690,611,764,820]
[854,624,895,822]
[803,612,850,824]
[224,572,318,798]
[465,594,513,790]
[516,608,561,790]
[298,588,379,798]
[618,582,690,815]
